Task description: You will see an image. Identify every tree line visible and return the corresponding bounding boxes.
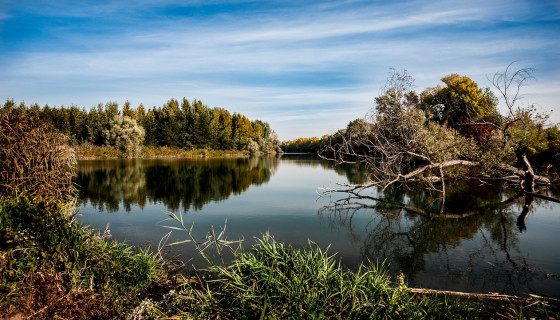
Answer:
[281,137,325,153]
[2,98,282,154]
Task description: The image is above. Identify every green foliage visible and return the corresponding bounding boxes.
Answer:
[194,106,215,149]
[137,234,477,319]
[546,126,560,160]
[505,108,552,157]
[103,115,145,156]
[0,198,166,318]
[0,105,76,204]
[416,121,478,164]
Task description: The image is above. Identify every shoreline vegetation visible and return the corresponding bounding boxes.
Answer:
[1,199,556,319]
[1,89,559,318]
[75,144,252,160]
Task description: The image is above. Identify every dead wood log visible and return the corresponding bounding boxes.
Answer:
[408,287,549,306]
[497,163,550,186]
[381,159,550,191]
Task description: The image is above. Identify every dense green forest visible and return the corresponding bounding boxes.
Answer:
[3,98,281,155]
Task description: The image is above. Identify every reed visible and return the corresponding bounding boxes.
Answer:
[138,232,478,319]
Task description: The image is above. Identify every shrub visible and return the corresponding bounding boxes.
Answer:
[103,115,145,156]
[0,198,167,318]
[246,139,260,154]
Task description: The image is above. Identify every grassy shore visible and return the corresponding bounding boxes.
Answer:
[1,199,557,319]
[0,198,171,318]
[75,144,250,160]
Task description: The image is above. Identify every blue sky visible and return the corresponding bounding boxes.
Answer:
[1,0,559,140]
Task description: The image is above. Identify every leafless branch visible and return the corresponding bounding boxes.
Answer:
[490,61,535,120]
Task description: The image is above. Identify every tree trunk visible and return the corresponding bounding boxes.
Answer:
[393,159,549,189]
[521,153,535,193]
[516,195,534,232]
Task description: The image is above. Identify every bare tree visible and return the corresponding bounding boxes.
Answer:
[490,62,535,121]
[490,62,539,192]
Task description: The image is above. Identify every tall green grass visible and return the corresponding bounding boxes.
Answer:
[137,233,477,319]
[2,200,554,319]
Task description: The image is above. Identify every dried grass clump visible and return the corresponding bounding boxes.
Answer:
[0,106,76,203]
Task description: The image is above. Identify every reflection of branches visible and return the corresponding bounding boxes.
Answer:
[320,190,524,220]
[476,207,530,295]
[318,186,546,296]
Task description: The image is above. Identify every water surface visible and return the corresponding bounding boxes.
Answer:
[76,154,560,300]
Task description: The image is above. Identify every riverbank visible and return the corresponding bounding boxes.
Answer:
[1,199,556,319]
[75,144,252,160]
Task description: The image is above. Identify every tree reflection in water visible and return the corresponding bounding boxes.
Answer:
[318,182,557,297]
[76,156,280,213]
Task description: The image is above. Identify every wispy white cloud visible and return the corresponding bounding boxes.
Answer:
[1,0,559,139]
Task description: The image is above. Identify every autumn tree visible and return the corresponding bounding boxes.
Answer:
[122,101,136,119]
[232,113,253,149]
[214,108,233,150]
[282,137,323,153]
[419,74,500,145]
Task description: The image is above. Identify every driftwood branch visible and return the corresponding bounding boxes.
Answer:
[408,288,549,306]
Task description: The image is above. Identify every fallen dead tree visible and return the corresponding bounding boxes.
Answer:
[319,66,557,199]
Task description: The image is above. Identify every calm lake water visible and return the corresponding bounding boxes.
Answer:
[75,154,560,300]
